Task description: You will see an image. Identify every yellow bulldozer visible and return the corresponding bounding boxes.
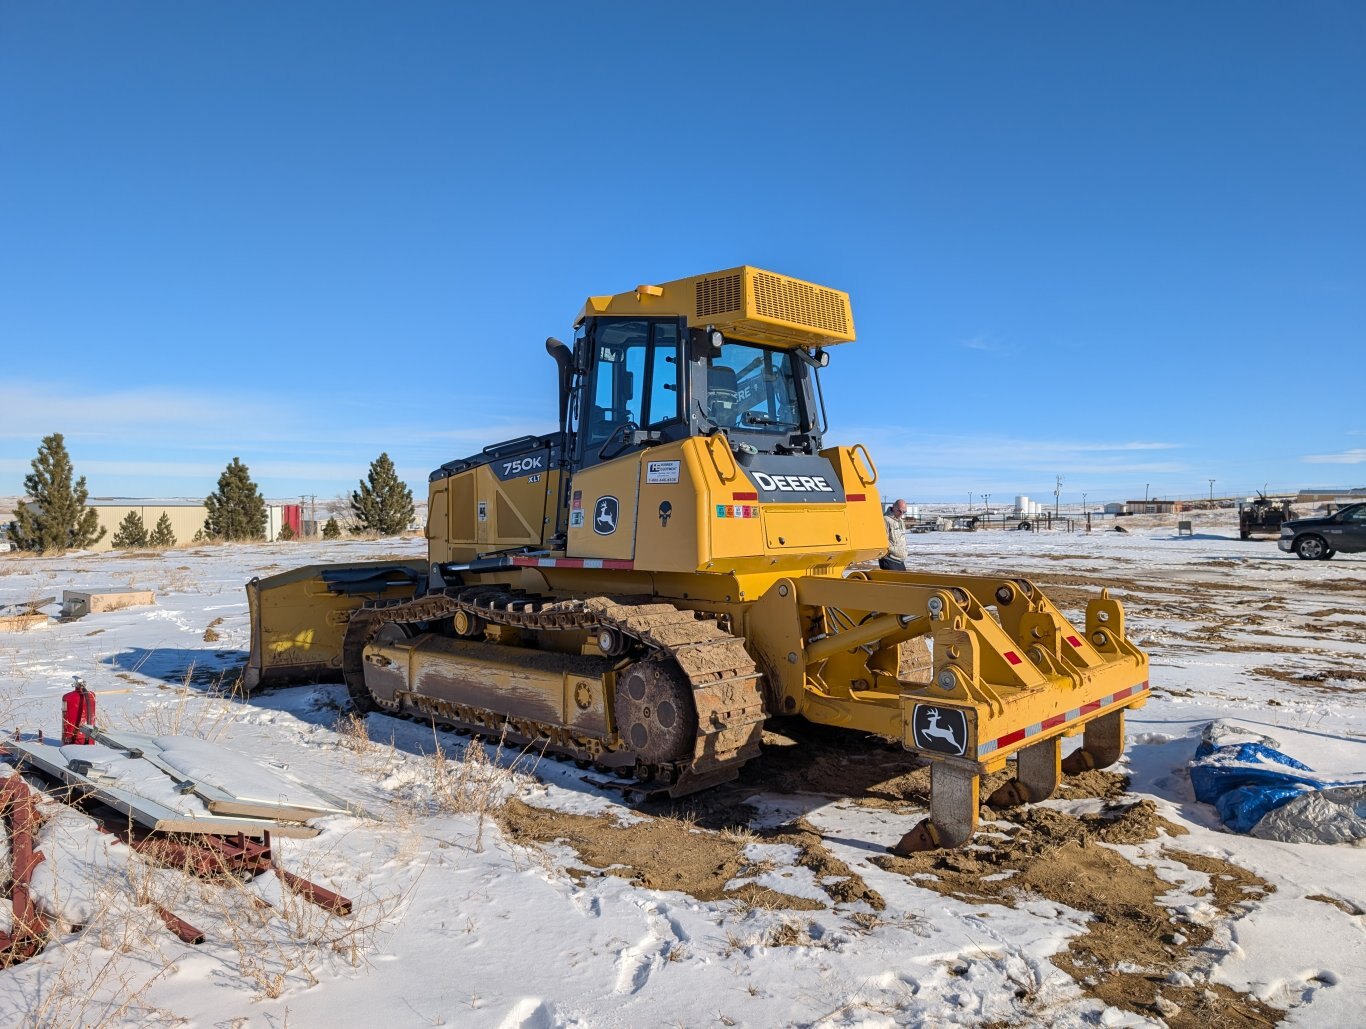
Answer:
[246,266,1149,850]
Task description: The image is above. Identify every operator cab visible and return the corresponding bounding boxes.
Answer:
[565,316,828,471]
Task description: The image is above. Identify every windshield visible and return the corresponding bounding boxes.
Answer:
[706,342,802,434]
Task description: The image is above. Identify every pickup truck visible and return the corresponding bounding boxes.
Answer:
[1278,502,1366,560]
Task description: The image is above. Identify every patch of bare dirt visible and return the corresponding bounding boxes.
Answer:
[1055,768,1131,802]
[872,802,1280,1026]
[732,721,930,802]
[496,797,881,910]
[1306,893,1364,916]
[1251,665,1366,692]
[1167,850,1274,914]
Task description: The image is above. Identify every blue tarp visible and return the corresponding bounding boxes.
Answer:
[1189,722,1366,842]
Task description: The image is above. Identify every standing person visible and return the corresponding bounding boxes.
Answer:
[881,499,909,571]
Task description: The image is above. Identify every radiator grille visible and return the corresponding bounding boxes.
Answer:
[695,274,743,318]
[752,271,850,335]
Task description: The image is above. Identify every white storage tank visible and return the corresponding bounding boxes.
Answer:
[1015,495,1030,517]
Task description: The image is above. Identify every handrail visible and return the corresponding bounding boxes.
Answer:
[850,443,878,486]
[705,433,740,483]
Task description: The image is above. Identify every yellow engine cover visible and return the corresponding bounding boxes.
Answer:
[565,438,885,581]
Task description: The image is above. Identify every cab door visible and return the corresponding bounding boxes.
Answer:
[574,317,687,472]
[1340,503,1366,552]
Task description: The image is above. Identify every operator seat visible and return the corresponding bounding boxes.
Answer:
[586,405,636,450]
[708,366,739,427]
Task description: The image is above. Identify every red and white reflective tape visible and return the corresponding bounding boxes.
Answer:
[507,556,635,571]
[976,681,1148,758]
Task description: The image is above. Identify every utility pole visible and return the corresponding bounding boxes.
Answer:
[1145,483,1150,502]
[1054,475,1062,519]
[984,493,991,517]
[1082,491,1088,512]
[1209,479,1215,505]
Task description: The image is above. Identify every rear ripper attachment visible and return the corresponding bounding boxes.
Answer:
[889,573,1147,852]
[749,569,1150,853]
[341,589,767,797]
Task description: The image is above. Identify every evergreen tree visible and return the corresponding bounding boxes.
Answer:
[7,432,106,551]
[350,452,414,535]
[111,510,149,548]
[203,457,267,541]
[149,512,177,548]
[277,523,295,541]
[321,517,341,539]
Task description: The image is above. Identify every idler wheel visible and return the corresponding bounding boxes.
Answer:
[615,659,697,765]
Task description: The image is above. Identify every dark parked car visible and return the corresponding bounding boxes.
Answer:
[1278,502,1366,560]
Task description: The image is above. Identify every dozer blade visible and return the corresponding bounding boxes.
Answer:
[244,560,426,691]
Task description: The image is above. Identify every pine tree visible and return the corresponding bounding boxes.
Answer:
[7,433,106,552]
[321,517,341,539]
[277,523,295,541]
[350,452,414,535]
[203,457,267,541]
[111,510,149,548]
[149,512,177,548]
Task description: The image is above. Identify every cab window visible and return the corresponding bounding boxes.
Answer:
[581,318,682,460]
[646,322,680,428]
[707,342,801,433]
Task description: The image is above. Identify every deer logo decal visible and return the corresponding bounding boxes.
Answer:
[593,496,619,536]
[912,705,968,756]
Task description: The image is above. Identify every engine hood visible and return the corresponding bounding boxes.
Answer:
[1282,514,1337,530]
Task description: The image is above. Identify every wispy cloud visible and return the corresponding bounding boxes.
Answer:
[0,379,554,496]
[837,428,1190,500]
[0,382,549,453]
[1303,449,1366,465]
[849,428,1184,471]
[961,335,999,352]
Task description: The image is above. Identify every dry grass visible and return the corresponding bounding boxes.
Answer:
[113,664,242,741]
[420,726,528,851]
[17,810,418,1023]
[331,713,528,852]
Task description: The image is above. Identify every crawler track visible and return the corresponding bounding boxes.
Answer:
[341,587,767,796]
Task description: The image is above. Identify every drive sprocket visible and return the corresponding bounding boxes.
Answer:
[614,659,699,765]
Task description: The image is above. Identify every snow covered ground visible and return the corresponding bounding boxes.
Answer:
[0,523,1363,1027]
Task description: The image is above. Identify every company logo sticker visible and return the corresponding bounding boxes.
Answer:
[911,705,968,757]
[751,471,835,494]
[647,460,681,484]
[593,496,620,536]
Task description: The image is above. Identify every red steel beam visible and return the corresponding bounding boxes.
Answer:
[0,775,50,964]
[274,867,352,916]
[153,904,205,945]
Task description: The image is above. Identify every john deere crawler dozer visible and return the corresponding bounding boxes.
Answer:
[247,267,1149,848]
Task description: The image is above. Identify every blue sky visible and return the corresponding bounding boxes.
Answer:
[2,1,1362,507]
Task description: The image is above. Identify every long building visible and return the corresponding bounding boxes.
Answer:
[88,500,208,552]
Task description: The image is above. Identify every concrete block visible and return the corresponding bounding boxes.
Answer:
[61,588,156,620]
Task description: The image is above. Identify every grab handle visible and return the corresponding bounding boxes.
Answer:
[850,443,878,486]
[705,433,740,483]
